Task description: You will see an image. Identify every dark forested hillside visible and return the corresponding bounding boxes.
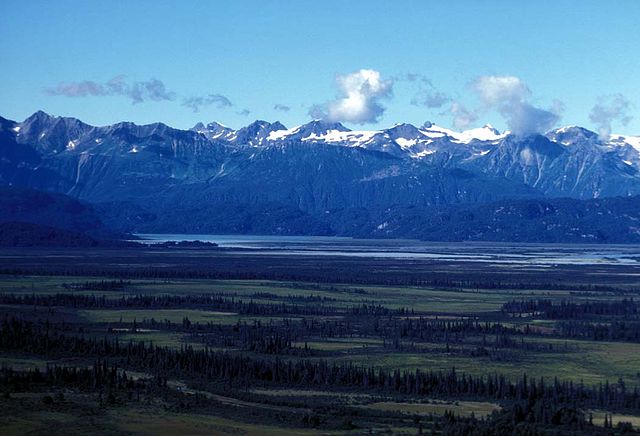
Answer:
[0,185,123,240]
[0,221,102,247]
[335,196,640,243]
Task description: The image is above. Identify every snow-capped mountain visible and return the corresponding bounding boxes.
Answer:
[233,120,287,147]
[260,120,506,158]
[2,110,640,240]
[185,118,640,177]
[0,112,640,242]
[191,121,235,142]
[455,126,640,199]
[610,134,640,152]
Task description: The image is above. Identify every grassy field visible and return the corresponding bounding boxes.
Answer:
[78,308,241,324]
[590,410,640,429]
[362,400,501,418]
[3,276,626,312]
[332,339,640,386]
[0,394,359,436]
[2,269,640,433]
[3,275,640,387]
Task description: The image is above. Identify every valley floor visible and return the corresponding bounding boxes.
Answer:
[1,245,640,434]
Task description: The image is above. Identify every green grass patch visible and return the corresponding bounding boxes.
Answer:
[591,410,640,429]
[363,400,500,417]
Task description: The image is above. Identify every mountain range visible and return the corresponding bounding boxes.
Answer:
[1,110,640,243]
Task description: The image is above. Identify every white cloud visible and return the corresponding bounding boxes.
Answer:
[504,102,560,137]
[452,75,561,135]
[589,94,632,140]
[472,75,530,106]
[311,69,393,124]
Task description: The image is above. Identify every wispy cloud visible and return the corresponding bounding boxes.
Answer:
[589,94,633,140]
[402,73,451,109]
[45,76,175,104]
[273,104,290,112]
[450,102,478,130]
[237,108,251,116]
[310,69,393,124]
[412,90,451,109]
[182,94,233,113]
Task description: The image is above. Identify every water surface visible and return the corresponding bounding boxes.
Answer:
[136,234,640,266]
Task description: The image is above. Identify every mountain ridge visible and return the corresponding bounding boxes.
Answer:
[2,111,640,243]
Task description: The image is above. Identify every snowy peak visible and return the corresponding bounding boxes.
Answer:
[419,123,505,144]
[419,123,457,139]
[266,120,351,142]
[545,125,639,152]
[295,120,351,138]
[546,126,599,146]
[384,123,422,138]
[6,111,640,203]
[544,127,640,170]
[234,120,287,146]
[191,121,235,141]
[383,123,425,143]
[610,134,640,153]
[262,120,508,158]
[10,112,640,171]
[483,124,500,135]
[458,124,504,143]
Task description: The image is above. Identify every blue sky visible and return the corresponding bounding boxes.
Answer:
[1,0,639,135]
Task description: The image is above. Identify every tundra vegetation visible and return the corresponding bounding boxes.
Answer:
[1,245,640,434]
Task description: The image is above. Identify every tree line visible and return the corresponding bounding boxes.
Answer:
[0,265,630,293]
[2,318,640,414]
[502,298,639,319]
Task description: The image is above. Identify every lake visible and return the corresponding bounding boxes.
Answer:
[135,234,640,266]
